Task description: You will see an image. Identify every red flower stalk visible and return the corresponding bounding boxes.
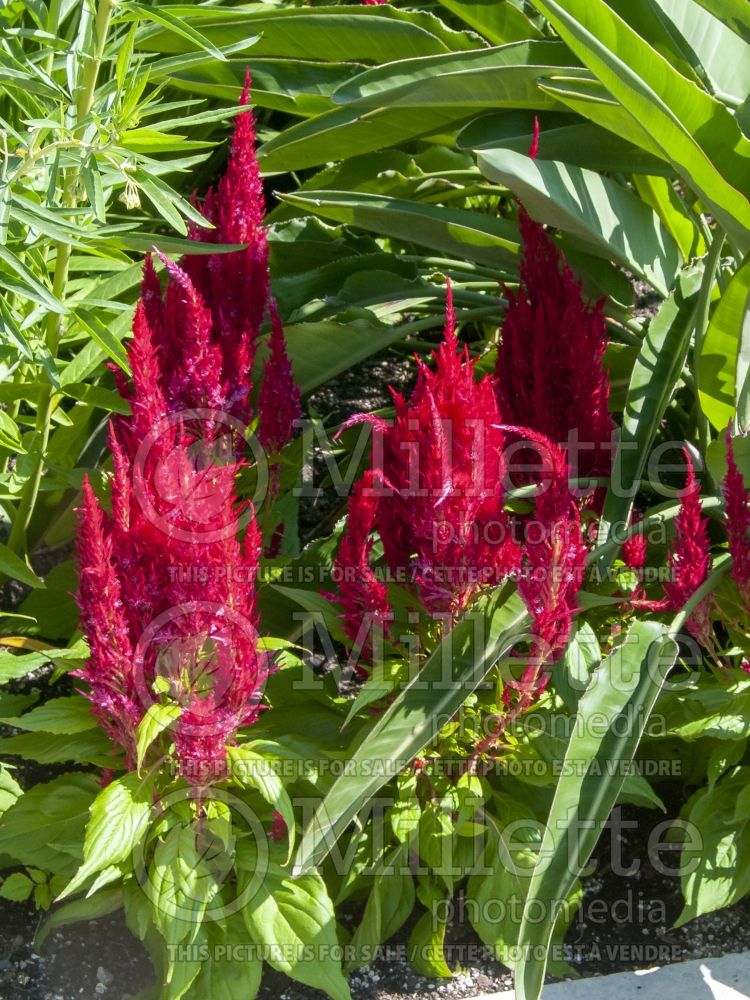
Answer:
[338,283,519,631]
[184,70,269,414]
[76,76,290,785]
[663,451,712,643]
[622,511,648,573]
[724,432,750,602]
[496,209,613,482]
[78,429,268,785]
[258,300,302,456]
[75,478,141,765]
[362,0,388,5]
[514,431,586,694]
[333,470,393,670]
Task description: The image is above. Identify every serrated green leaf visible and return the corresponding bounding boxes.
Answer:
[60,773,153,899]
[136,703,181,775]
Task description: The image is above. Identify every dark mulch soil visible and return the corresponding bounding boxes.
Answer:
[3,785,750,1000]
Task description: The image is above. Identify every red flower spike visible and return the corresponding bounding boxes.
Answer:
[725,431,750,602]
[335,471,392,670]
[622,510,648,572]
[496,209,613,482]
[529,116,541,160]
[75,478,140,766]
[258,300,302,455]
[515,434,586,693]
[664,451,712,644]
[341,285,519,625]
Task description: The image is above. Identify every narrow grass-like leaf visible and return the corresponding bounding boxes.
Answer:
[294,587,528,874]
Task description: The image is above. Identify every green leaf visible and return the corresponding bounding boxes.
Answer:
[284,320,413,395]
[514,621,677,1000]
[61,773,153,899]
[654,0,750,103]
[526,0,750,252]
[0,410,22,453]
[136,703,181,775]
[138,6,481,63]
[699,252,750,433]
[595,261,704,577]
[149,823,219,948]
[677,768,750,925]
[227,745,296,861]
[436,0,543,43]
[0,773,99,875]
[81,155,106,223]
[459,111,669,175]
[0,243,65,314]
[0,696,97,734]
[74,309,131,373]
[294,586,528,874]
[0,541,44,588]
[0,730,116,767]
[192,916,263,999]
[408,908,452,978]
[280,191,518,270]
[127,2,228,61]
[0,871,34,902]
[0,639,87,684]
[244,870,351,1000]
[331,40,578,107]
[259,41,582,172]
[475,148,681,294]
[348,845,414,970]
[690,0,750,44]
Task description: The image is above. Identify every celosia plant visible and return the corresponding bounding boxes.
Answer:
[76,76,300,784]
[336,282,519,640]
[724,432,750,603]
[496,207,613,482]
[663,450,713,644]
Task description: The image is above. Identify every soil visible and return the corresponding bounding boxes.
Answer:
[2,784,750,1000]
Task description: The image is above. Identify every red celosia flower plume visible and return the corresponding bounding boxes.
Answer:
[184,70,269,412]
[334,470,393,669]
[258,300,302,456]
[514,430,586,693]
[75,76,294,785]
[622,511,648,574]
[336,283,519,656]
[75,477,141,766]
[724,432,750,603]
[496,208,613,483]
[663,451,712,643]
[77,431,268,784]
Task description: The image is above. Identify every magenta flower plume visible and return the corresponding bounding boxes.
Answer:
[338,282,519,629]
[724,431,750,602]
[664,451,712,643]
[75,75,293,785]
[334,471,393,669]
[514,431,586,693]
[258,300,302,455]
[496,209,613,482]
[622,511,648,573]
[75,478,140,766]
[185,70,269,407]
